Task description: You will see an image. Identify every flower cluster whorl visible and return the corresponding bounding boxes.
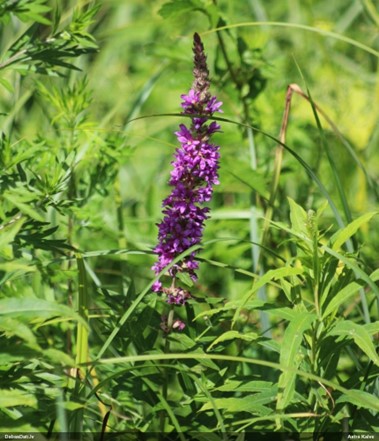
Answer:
[152,33,222,327]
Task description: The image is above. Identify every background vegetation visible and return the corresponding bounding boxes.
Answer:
[0,0,378,437]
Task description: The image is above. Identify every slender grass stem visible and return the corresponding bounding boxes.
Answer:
[202,22,379,58]
[114,173,129,297]
[259,84,293,266]
[70,254,90,434]
[160,307,174,433]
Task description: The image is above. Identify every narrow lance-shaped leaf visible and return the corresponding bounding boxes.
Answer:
[331,211,377,251]
[0,298,87,327]
[276,311,316,411]
[207,330,259,351]
[321,281,362,319]
[329,320,379,367]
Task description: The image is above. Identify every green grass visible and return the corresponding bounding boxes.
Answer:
[0,0,378,436]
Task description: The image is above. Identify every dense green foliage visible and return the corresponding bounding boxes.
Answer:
[0,0,378,437]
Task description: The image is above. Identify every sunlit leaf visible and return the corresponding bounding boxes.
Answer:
[159,0,204,19]
[337,389,379,411]
[276,311,316,410]
[331,212,377,251]
[329,320,379,367]
[207,330,258,351]
[321,281,362,319]
[0,298,86,326]
[0,389,37,409]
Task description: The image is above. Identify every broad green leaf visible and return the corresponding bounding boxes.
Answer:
[276,311,316,410]
[336,389,379,411]
[331,211,377,251]
[321,281,362,319]
[207,330,259,351]
[0,389,37,409]
[329,320,379,366]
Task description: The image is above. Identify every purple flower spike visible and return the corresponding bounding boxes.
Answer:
[152,33,222,324]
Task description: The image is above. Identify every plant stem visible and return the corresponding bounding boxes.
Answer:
[258,84,294,266]
[160,307,174,434]
[69,254,89,434]
[0,49,27,70]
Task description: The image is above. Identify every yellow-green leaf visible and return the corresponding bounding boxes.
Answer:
[329,320,379,367]
[0,390,37,409]
[331,212,377,251]
[207,330,258,351]
[321,282,362,319]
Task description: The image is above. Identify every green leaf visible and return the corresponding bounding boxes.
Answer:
[0,77,14,92]
[321,244,379,301]
[0,345,39,365]
[0,317,39,347]
[169,333,196,351]
[61,401,85,411]
[0,217,24,253]
[337,389,379,411]
[3,192,44,222]
[177,271,194,287]
[0,389,37,409]
[370,268,379,281]
[0,298,86,326]
[0,261,36,274]
[233,266,303,325]
[331,211,377,251]
[364,321,379,335]
[329,320,379,367]
[159,0,203,19]
[207,330,258,351]
[195,299,265,321]
[44,348,75,366]
[321,281,362,319]
[288,197,308,238]
[214,380,274,393]
[276,311,316,410]
[199,395,273,415]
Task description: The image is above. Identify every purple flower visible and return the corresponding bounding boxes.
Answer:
[172,319,186,331]
[160,316,186,333]
[152,33,222,323]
